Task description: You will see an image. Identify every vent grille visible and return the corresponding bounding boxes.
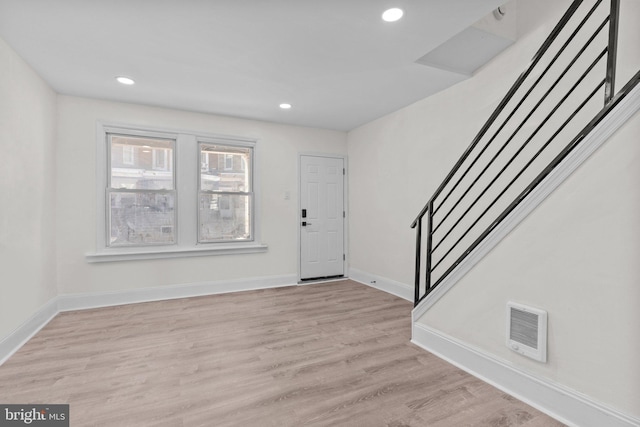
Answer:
[510,308,539,349]
[506,302,547,363]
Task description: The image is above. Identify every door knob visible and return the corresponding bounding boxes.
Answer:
[302,221,312,226]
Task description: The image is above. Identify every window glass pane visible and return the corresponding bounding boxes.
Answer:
[200,144,251,192]
[109,192,175,246]
[199,194,251,242]
[110,135,174,190]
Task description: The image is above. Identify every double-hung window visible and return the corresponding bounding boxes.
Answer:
[90,123,265,262]
[199,141,253,242]
[107,133,176,247]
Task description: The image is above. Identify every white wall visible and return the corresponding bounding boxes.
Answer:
[419,111,640,416]
[0,37,57,339]
[3,0,638,415]
[348,0,639,418]
[347,1,533,285]
[55,96,347,295]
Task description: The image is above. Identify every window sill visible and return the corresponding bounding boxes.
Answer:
[86,243,268,263]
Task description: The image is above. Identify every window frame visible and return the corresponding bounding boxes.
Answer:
[106,132,177,248]
[197,139,255,244]
[88,122,267,263]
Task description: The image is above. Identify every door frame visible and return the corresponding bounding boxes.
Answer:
[297,152,348,284]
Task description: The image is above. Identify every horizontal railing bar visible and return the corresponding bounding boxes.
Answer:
[431,0,604,218]
[432,78,607,280]
[432,17,609,235]
[431,50,607,263]
[409,0,585,229]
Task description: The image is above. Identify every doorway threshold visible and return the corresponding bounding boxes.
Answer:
[298,275,345,285]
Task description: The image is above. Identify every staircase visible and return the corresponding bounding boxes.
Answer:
[411,0,640,313]
[408,1,640,425]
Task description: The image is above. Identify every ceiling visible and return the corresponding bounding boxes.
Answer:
[0,0,507,131]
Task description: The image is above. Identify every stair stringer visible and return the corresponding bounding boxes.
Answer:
[412,81,640,324]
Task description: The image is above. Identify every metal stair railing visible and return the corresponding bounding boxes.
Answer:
[411,0,639,307]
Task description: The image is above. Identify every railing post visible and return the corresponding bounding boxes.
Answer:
[425,200,433,296]
[414,218,422,306]
[604,0,620,103]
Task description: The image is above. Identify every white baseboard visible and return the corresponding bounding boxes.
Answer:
[0,274,297,366]
[57,274,298,312]
[412,322,640,427]
[0,298,58,366]
[349,268,413,301]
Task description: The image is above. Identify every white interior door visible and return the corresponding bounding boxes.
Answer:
[300,155,345,280]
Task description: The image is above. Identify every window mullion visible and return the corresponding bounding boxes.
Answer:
[175,133,197,248]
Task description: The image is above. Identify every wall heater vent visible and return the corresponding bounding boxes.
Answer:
[506,302,547,363]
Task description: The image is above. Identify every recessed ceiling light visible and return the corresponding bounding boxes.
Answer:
[116,76,135,85]
[382,8,404,22]
[279,103,292,109]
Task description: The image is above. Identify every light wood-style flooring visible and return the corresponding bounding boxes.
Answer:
[0,280,563,426]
